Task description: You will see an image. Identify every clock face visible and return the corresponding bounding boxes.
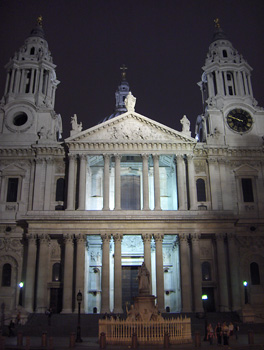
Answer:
[226,109,253,133]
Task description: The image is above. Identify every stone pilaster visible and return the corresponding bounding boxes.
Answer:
[103,155,110,210]
[44,157,54,210]
[154,233,164,310]
[62,234,74,313]
[78,154,87,210]
[113,233,123,313]
[36,234,50,313]
[75,234,86,313]
[176,155,187,210]
[228,233,241,311]
[25,234,37,312]
[114,154,121,210]
[153,154,161,210]
[187,155,196,210]
[66,154,76,210]
[179,234,192,312]
[215,233,229,311]
[33,158,45,210]
[101,234,111,313]
[142,233,152,293]
[142,154,150,210]
[191,233,203,312]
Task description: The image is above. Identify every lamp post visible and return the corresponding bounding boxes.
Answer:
[243,281,248,304]
[76,290,83,343]
[202,294,208,341]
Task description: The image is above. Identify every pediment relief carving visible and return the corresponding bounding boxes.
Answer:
[233,164,259,176]
[66,113,196,144]
[0,163,27,176]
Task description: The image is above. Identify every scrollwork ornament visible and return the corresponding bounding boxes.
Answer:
[113,233,123,243]
[153,233,164,243]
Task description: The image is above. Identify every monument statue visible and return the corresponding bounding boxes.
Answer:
[137,262,150,295]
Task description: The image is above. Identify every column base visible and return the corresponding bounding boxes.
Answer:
[61,309,73,314]
[113,307,123,314]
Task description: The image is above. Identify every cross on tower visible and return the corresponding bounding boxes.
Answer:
[120,64,127,81]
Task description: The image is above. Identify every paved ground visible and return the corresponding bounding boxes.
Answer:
[2,333,264,350]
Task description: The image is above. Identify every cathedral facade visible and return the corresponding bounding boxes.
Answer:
[0,20,264,322]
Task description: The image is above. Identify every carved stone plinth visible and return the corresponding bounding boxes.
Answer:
[133,295,158,322]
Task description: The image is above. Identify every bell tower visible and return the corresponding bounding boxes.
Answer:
[195,19,264,146]
[0,17,62,145]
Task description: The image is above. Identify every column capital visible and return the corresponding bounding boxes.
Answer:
[186,154,194,161]
[68,153,76,161]
[76,234,86,244]
[103,153,111,160]
[45,157,54,165]
[113,233,123,242]
[153,233,164,242]
[101,233,111,243]
[190,232,201,242]
[113,153,122,160]
[63,233,74,244]
[38,233,50,244]
[152,154,160,161]
[179,234,189,243]
[141,153,149,160]
[215,233,225,242]
[27,233,37,242]
[79,154,87,161]
[142,233,152,243]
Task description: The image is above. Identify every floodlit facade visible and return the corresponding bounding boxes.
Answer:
[0,19,264,322]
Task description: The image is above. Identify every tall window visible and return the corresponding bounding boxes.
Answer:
[121,175,140,209]
[202,261,211,281]
[52,263,62,282]
[242,178,254,202]
[55,178,65,201]
[2,263,12,286]
[196,178,206,202]
[250,262,260,285]
[6,178,19,202]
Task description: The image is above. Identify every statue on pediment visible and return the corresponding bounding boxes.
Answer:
[180,115,190,133]
[125,92,136,112]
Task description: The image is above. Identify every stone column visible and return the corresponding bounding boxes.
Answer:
[62,234,74,313]
[207,158,222,210]
[176,155,188,210]
[179,234,192,312]
[44,157,53,210]
[33,158,45,210]
[113,233,123,313]
[114,154,121,210]
[103,155,110,210]
[78,154,87,210]
[215,233,229,311]
[228,234,241,311]
[66,154,76,210]
[25,234,37,312]
[142,154,150,210]
[154,233,164,311]
[142,233,152,294]
[153,154,161,210]
[187,155,196,210]
[36,234,50,313]
[191,233,203,312]
[101,234,111,313]
[75,234,86,313]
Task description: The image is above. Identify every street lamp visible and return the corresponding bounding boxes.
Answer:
[202,294,208,341]
[76,290,83,343]
[243,281,248,304]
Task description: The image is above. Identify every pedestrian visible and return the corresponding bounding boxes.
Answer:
[222,322,229,346]
[215,322,222,345]
[8,320,15,336]
[207,323,214,345]
[45,308,52,326]
[234,323,239,340]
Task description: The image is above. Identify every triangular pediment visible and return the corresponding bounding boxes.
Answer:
[233,164,258,176]
[0,163,26,176]
[66,112,196,144]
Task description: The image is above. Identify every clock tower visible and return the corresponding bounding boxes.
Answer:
[195,19,264,146]
[0,17,62,146]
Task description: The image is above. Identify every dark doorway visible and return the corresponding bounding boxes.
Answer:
[202,287,215,312]
[122,266,139,311]
[50,288,63,313]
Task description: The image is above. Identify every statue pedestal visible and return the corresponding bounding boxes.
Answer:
[133,295,157,322]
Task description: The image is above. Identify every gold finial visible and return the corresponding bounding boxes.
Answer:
[37,15,43,27]
[120,64,127,80]
[214,18,220,29]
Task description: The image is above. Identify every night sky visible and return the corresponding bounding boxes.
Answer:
[0,0,263,139]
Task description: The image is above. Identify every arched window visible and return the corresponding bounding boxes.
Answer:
[250,262,260,285]
[2,263,12,286]
[30,47,35,55]
[196,179,206,202]
[202,261,211,281]
[55,178,65,202]
[52,263,62,282]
